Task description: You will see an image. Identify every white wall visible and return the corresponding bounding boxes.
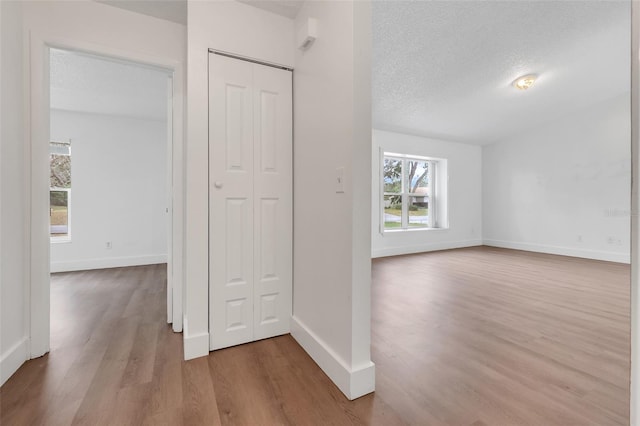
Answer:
[49,109,167,272]
[291,1,375,400]
[483,94,631,264]
[185,0,294,359]
[371,129,483,257]
[0,0,28,387]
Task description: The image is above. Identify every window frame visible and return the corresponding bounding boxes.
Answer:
[50,140,72,242]
[381,151,439,233]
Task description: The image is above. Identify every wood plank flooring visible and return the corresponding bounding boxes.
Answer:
[0,247,631,425]
[371,247,630,425]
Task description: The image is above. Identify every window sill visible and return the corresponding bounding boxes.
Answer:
[382,227,449,235]
[51,237,71,244]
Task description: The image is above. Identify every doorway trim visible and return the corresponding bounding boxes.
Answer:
[630,1,639,421]
[27,32,185,358]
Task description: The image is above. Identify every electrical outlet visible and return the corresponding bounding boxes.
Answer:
[106,241,112,249]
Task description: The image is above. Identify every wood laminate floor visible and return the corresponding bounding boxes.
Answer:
[0,247,630,425]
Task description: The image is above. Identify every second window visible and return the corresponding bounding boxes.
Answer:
[383,153,437,231]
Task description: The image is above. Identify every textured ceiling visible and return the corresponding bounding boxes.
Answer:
[373,1,631,145]
[50,48,171,121]
[95,0,187,25]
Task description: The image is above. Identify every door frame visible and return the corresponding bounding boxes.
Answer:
[27,33,185,358]
[631,1,639,421]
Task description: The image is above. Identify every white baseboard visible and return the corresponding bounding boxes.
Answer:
[291,316,375,400]
[483,239,630,264]
[0,337,28,386]
[183,318,209,361]
[50,254,168,273]
[372,239,482,258]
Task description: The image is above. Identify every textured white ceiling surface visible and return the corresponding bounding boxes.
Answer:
[50,48,171,121]
[373,1,631,145]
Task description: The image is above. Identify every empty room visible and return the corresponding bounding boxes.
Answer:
[1,0,640,425]
[370,1,631,424]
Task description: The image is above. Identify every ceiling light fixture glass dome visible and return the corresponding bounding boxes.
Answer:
[512,74,537,90]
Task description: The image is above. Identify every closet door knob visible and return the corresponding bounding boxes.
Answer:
[214,181,223,189]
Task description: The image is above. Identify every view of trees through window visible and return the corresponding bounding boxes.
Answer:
[383,155,433,230]
[50,141,71,238]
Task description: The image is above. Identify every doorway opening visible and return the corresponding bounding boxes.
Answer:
[47,47,176,351]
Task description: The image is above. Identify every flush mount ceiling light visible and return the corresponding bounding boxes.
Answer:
[512,74,537,90]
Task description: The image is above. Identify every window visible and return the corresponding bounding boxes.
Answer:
[50,141,71,239]
[382,153,439,231]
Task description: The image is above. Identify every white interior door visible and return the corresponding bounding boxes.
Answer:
[166,75,174,325]
[252,64,292,341]
[209,53,292,351]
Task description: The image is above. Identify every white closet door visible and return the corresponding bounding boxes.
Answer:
[209,54,255,350]
[252,64,292,341]
[209,53,292,350]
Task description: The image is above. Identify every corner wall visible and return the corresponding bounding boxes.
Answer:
[371,129,483,257]
[0,0,27,387]
[49,110,168,272]
[291,0,375,400]
[482,94,631,264]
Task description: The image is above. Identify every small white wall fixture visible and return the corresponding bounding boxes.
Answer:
[297,17,317,51]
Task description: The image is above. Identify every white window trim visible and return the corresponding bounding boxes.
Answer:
[381,151,441,233]
[50,139,72,242]
[50,187,71,242]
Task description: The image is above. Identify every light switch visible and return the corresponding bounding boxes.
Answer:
[336,167,345,193]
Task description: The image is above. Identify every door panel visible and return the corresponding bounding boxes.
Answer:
[209,55,254,350]
[259,198,278,279]
[253,65,292,341]
[209,53,292,350]
[259,91,278,172]
[225,85,250,171]
[225,197,250,285]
